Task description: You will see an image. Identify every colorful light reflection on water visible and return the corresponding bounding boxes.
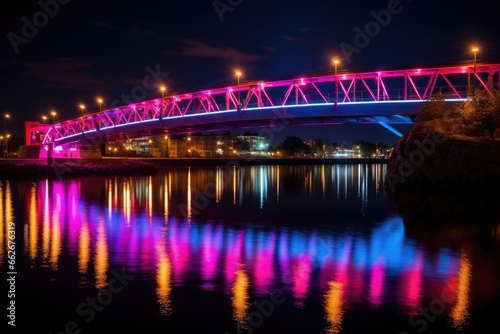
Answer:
[1,164,496,333]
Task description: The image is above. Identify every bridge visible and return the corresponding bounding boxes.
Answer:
[25,61,500,159]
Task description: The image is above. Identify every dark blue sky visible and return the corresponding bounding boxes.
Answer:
[1,0,498,146]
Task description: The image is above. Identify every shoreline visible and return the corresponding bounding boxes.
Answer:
[0,156,389,166]
[0,157,388,180]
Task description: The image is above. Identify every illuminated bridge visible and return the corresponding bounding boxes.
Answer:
[33,61,500,158]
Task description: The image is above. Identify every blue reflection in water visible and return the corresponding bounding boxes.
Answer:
[0,164,483,333]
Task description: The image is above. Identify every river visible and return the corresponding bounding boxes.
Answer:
[1,163,499,333]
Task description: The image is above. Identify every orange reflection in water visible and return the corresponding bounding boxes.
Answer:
[324,281,344,334]
[78,221,90,276]
[156,243,173,316]
[0,181,14,266]
[29,184,38,264]
[0,182,5,265]
[123,179,131,225]
[95,220,109,289]
[232,266,250,326]
[450,252,471,329]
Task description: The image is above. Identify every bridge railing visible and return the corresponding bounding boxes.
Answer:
[42,63,500,145]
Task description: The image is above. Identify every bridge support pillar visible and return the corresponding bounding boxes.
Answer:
[377,122,403,138]
[38,143,102,159]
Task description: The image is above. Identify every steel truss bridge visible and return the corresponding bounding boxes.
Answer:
[42,61,500,146]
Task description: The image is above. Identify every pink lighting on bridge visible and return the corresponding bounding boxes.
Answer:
[40,62,500,146]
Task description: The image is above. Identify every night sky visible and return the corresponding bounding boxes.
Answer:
[1,0,498,147]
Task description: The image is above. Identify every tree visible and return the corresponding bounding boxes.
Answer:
[415,93,461,123]
[353,140,391,158]
[459,90,500,139]
[415,93,447,122]
[309,138,332,157]
[233,137,250,151]
[278,135,308,157]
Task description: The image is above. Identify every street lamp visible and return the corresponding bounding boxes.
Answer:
[4,113,10,135]
[159,86,166,114]
[42,115,47,124]
[332,58,340,108]
[235,70,242,112]
[97,98,103,112]
[79,104,85,131]
[472,47,479,96]
[3,114,10,158]
[51,110,57,124]
[5,134,10,158]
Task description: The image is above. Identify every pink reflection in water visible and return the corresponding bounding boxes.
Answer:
[169,221,191,283]
[291,255,312,307]
[400,251,423,313]
[369,257,385,307]
[200,224,223,290]
[18,176,468,321]
[253,232,276,296]
[224,231,244,294]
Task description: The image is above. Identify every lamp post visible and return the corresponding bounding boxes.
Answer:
[332,59,340,109]
[4,113,9,136]
[79,104,85,131]
[5,134,10,159]
[4,114,10,158]
[235,71,242,112]
[42,115,47,124]
[47,111,56,165]
[160,86,166,114]
[472,47,479,97]
[97,98,103,112]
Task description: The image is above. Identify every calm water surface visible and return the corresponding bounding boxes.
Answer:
[2,163,499,333]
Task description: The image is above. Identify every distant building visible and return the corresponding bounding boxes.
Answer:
[236,135,269,156]
[167,134,236,157]
[333,148,355,158]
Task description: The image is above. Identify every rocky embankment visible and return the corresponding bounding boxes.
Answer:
[0,161,158,180]
[385,118,500,192]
